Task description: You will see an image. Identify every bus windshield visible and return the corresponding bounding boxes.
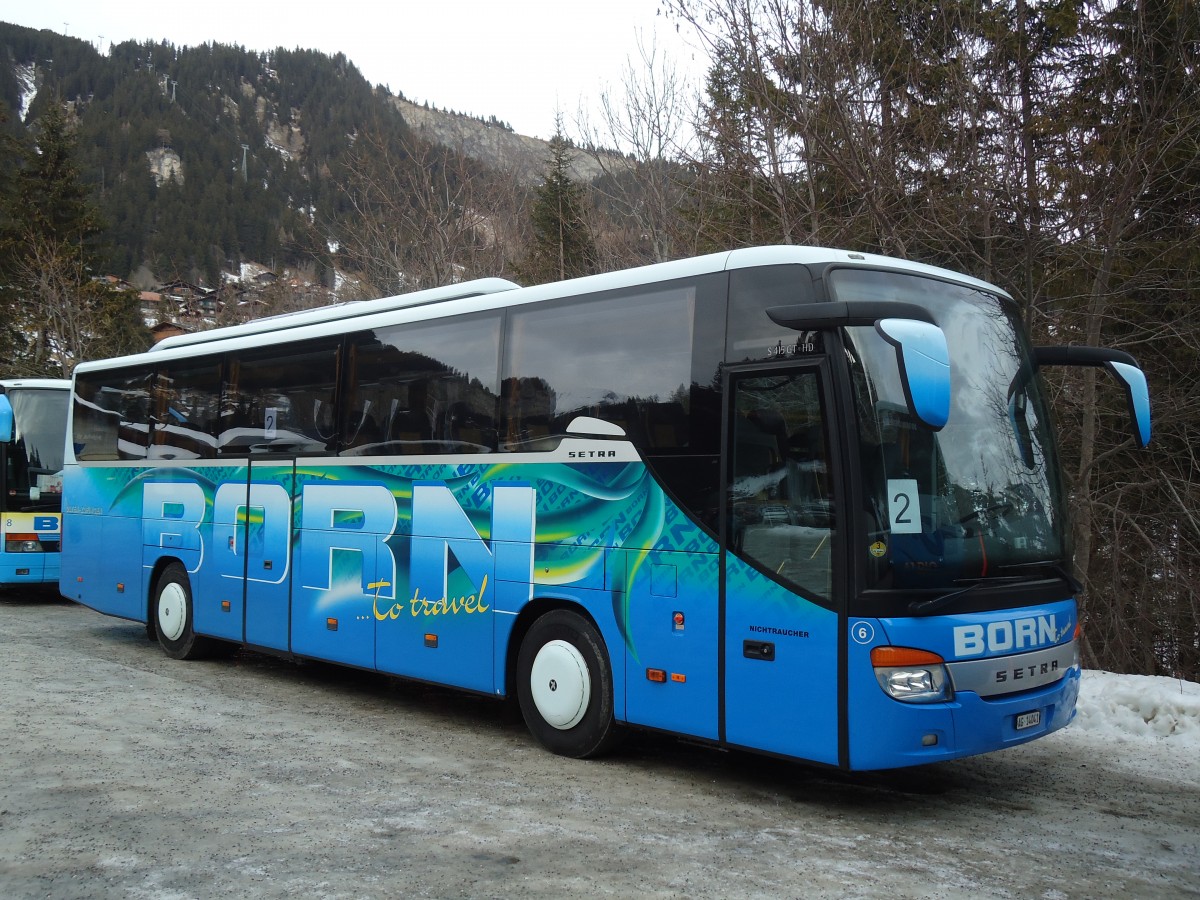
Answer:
[4,388,69,514]
[834,269,1068,595]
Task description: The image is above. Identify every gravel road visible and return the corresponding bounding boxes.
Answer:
[1,593,1197,899]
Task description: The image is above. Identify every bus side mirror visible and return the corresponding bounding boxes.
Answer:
[1034,346,1151,448]
[766,301,951,431]
[875,318,950,430]
[1108,362,1152,448]
[0,395,12,443]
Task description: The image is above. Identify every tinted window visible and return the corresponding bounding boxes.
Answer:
[502,281,715,452]
[149,361,222,460]
[729,368,835,601]
[7,388,69,475]
[727,265,819,363]
[341,314,501,456]
[219,342,339,455]
[4,388,70,513]
[73,368,153,461]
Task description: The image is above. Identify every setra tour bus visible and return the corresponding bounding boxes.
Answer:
[1,379,70,589]
[58,247,1151,770]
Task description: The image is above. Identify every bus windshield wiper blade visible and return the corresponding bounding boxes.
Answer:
[907,575,1027,616]
[995,561,1081,594]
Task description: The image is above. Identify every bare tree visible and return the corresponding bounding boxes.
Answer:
[663,0,1200,677]
[8,234,146,377]
[1038,0,1200,677]
[332,126,521,295]
[577,34,700,264]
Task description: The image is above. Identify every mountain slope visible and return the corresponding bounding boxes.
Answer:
[0,22,614,291]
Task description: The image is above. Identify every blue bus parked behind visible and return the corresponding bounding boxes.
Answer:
[1,379,70,589]
[58,247,1150,769]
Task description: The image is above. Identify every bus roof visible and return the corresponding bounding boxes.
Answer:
[75,246,1010,375]
[0,378,72,391]
[148,277,523,353]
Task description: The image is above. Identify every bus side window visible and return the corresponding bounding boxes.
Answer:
[72,369,153,461]
[219,341,339,456]
[149,362,221,460]
[73,376,121,461]
[342,315,500,457]
[501,283,702,453]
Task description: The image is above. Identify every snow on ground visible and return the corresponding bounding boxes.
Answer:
[1065,669,1200,782]
[16,63,37,121]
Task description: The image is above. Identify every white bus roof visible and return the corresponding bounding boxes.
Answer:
[0,378,72,390]
[75,246,1010,374]
[148,277,523,353]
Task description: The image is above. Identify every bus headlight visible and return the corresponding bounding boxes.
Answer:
[871,646,953,703]
[6,540,45,553]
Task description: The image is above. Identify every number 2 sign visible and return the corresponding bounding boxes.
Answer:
[887,479,921,534]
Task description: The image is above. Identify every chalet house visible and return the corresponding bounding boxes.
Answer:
[158,280,222,322]
[139,291,163,326]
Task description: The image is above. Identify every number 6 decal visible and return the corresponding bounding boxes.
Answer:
[887,478,921,534]
[852,621,875,644]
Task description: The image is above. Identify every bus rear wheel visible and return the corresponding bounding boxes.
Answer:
[517,609,620,758]
[153,562,215,660]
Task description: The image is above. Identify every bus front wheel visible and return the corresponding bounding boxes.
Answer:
[517,609,619,758]
[153,562,214,660]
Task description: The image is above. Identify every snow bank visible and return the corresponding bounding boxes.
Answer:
[1073,669,1200,748]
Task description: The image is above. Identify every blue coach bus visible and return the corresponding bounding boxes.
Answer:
[1,379,70,589]
[59,247,1150,769]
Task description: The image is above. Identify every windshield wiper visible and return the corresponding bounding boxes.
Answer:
[907,563,1079,617]
[996,561,1082,594]
[907,575,1027,617]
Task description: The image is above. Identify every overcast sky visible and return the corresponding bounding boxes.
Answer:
[5,0,705,140]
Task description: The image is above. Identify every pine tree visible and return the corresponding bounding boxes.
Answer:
[517,130,598,284]
[0,95,148,375]
[18,98,104,245]
[0,107,27,363]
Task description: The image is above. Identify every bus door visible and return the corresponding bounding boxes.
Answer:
[723,364,842,765]
[212,460,295,651]
[290,467,387,669]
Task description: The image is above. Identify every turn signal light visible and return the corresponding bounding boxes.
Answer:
[646,668,667,683]
[870,646,944,667]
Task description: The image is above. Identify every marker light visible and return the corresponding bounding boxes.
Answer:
[871,646,952,703]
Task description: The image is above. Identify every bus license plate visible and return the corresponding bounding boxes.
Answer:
[1015,710,1041,731]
